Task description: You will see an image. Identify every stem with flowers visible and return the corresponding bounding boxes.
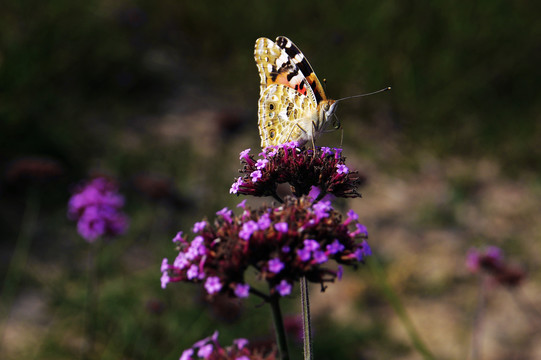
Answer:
[162,142,372,359]
[67,177,129,357]
[465,246,529,360]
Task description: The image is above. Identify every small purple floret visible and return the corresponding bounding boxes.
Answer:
[239,220,258,241]
[336,164,349,174]
[276,280,292,296]
[312,201,332,219]
[216,207,233,223]
[327,239,345,254]
[172,231,184,243]
[258,213,271,230]
[361,240,372,256]
[255,158,269,169]
[234,283,250,298]
[304,239,320,251]
[297,248,311,262]
[187,264,199,280]
[197,344,213,358]
[160,272,170,289]
[179,348,194,360]
[346,209,359,222]
[239,148,251,160]
[268,258,285,273]
[204,276,222,295]
[250,170,262,182]
[274,222,288,233]
[193,220,207,233]
[234,338,249,349]
[313,250,328,264]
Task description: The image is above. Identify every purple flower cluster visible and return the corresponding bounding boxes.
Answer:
[179,331,277,360]
[68,177,129,242]
[230,143,364,201]
[466,246,525,287]
[161,196,371,298]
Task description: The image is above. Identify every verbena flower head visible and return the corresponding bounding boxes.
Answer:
[466,246,503,273]
[179,331,277,360]
[230,144,363,201]
[466,246,525,287]
[161,197,371,298]
[68,177,129,242]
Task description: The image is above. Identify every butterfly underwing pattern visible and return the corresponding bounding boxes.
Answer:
[254,36,337,148]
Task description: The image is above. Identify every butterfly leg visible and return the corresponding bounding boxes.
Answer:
[310,121,317,149]
[285,122,308,144]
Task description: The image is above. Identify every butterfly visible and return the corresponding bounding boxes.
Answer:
[254,36,337,148]
[254,36,390,149]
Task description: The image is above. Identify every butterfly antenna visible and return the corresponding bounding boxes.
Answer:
[335,86,391,103]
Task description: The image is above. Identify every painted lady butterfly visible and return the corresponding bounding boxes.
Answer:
[254,36,337,148]
[254,36,390,149]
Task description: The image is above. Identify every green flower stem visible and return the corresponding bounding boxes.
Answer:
[83,241,100,359]
[368,257,436,360]
[0,187,39,341]
[470,274,487,360]
[269,294,290,360]
[300,276,313,360]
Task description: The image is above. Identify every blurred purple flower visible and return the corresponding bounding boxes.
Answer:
[193,221,207,233]
[258,213,271,230]
[268,258,285,274]
[179,331,277,360]
[234,283,250,298]
[276,280,292,296]
[204,276,222,295]
[274,222,288,233]
[466,246,525,287]
[68,177,129,242]
[197,344,213,358]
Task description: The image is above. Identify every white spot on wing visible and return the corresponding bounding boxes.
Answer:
[293,54,304,63]
[276,52,290,68]
[290,74,304,85]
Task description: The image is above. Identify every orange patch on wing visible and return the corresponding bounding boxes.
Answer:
[270,73,307,96]
[305,73,327,101]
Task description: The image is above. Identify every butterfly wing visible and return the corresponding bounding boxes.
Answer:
[254,36,332,148]
[254,37,317,104]
[275,36,328,104]
[258,84,316,147]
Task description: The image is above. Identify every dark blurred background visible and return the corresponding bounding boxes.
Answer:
[1,1,540,359]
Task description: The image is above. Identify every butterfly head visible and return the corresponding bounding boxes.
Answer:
[316,99,338,131]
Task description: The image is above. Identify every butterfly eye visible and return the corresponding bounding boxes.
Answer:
[324,104,330,111]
